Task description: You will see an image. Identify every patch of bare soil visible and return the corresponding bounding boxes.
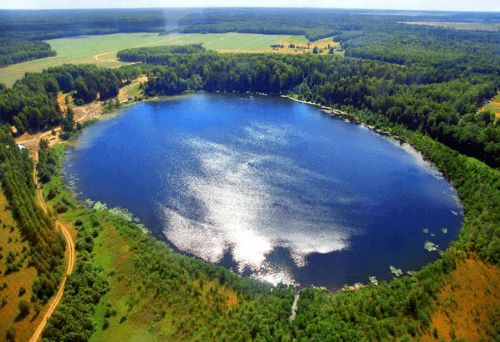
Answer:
[72,101,104,123]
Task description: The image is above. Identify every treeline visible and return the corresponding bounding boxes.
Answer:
[0,38,55,66]
[117,44,205,63]
[0,64,138,133]
[0,127,65,302]
[118,50,500,166]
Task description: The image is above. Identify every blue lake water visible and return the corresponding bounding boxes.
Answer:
[64,93,463,289]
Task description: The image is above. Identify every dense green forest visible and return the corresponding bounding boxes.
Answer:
[116,48,500,166]
[0,128,65,303]
[0,38,55,66]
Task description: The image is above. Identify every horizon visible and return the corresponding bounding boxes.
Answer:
[1,1,499,13]
[1,7,500,13]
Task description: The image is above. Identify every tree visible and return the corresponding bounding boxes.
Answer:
[61,107,74,133]
[17,300,30,319]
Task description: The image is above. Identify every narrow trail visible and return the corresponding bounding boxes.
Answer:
[289,290,300,323]
[29,150,76,342]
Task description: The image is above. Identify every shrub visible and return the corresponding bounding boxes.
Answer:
[17,300,30,320]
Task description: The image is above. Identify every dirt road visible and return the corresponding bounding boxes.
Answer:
[29,150,76,342]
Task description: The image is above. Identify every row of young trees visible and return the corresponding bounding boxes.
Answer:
[117,50,499,166]
[0,127,65,302]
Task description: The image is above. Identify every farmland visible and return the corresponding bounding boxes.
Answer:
[0,32,299,86]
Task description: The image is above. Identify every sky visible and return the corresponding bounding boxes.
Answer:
[0,1,499,12]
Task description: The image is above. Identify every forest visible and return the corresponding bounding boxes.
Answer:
[116,48,500,166]
[0,64,136,132]
[0,128,65,303]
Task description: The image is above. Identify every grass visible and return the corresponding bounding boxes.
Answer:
[117,76,148,103]
[0,32,296,86]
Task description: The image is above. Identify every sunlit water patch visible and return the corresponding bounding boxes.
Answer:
[65,93,463,288]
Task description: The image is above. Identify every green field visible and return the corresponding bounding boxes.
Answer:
[0,33,295,86]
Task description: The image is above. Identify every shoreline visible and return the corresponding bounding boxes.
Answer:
[58,90,464,291]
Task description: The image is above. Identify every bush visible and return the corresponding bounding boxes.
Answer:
[6,327,15,342]
[17,300,30,320]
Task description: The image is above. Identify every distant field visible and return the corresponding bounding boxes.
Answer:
[220,36,342,55]
[401,21,500,32]
[0,33,296,86]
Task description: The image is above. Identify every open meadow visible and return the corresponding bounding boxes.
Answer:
[0,32,301,86]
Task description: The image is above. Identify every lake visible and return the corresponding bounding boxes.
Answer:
[64,93,463,289]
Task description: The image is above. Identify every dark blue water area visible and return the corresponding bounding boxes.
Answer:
[64,93,463,289]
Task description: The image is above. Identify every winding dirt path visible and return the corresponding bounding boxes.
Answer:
[29,150,76,342]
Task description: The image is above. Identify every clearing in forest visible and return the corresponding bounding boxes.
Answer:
[219,36,342,55]
[480,91,500,120]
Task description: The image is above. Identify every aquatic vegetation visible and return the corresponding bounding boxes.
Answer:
[389,266,403,277]
[369,276,379,285]
[424,241,439,252]
[93,201,108,211]
[108,207,134,222]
